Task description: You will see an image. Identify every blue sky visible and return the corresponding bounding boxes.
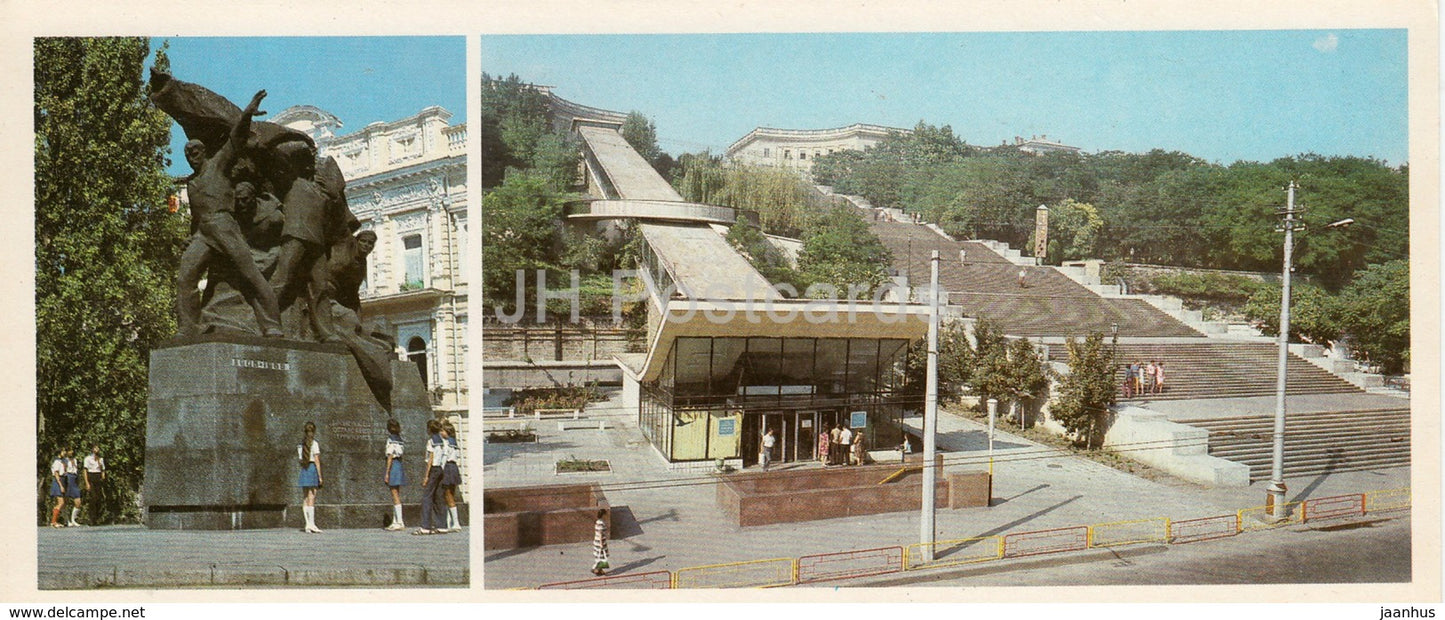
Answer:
[482,31,1408,166]
[150,37,465,176]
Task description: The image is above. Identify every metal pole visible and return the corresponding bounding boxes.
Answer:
[987,398,997,480]
[1268,182,1296,519]
[921,250,940,561]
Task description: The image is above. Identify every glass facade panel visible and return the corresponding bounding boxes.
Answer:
[815,339,849,397]
[671,409,709,460]
[708,410,742,459]
[674,337,713,396]
[847,338,880,393]
[640,336,914,462]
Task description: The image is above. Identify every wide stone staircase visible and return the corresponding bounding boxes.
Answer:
[869,217,1201,338]
[1182,408,1410,481]
[1045,342,1365,402]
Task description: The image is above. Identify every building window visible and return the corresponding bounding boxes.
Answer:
[784,149,791,160]
[407,336,428,387]
[799,151,807,160]
[762,148,770,158]
[402,234,424,290]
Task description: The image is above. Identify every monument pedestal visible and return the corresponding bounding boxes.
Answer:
[143,332,459,529]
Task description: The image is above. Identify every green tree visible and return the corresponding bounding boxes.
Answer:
[795,205,892,298]
[903,321,974,404]
[1242,282,1341,345]
[725,223,801,292]
[621,111,667,175]
[966,320,1049,426]
[480,74,577,190]
[1049,333,1118,448]
[1337,260,1409,374]
[481,172,569,317]
[1036,198,1103,263]
[35,37,187,522]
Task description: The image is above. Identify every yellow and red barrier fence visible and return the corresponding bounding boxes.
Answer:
[672,557,796,589]
[516,486,1409,589]
[1088,517,1170,548]
[796,546,905,584]
[1003,525,1089,558]
[537,570,673,590]
[904,535,1003,571]
[1169,514,1239,544]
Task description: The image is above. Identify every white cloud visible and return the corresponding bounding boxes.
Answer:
[1313,33,1339,53]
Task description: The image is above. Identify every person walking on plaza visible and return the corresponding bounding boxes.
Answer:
[850,429,866,466]
[1144,360,1157,396]
[1134,361,1146,395]
[83,446,105,525]
[817,428,830,465]
[440,420,463,532]
[591,509,610,576]
[1154,361,1166,395]
[383,418,406,531]
[47,450,66,528]
[838,426,854,466]
[1120,364,1134,398]
[760,428,776,471]
[297,422,323,533]
[63,449,82,526]
[414,419,445,535]
[1018,268,1027,288]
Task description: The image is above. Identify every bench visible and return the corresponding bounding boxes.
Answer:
[481,406,517,419]
[535,408,582,420]
[483,419,533,433]
[558,419,608,431]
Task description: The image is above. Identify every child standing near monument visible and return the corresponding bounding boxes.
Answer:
[440,420,462,532]
[47,450,66,528]
[384,418,406,531]
[298,421,323,533]
[63,449,82,526]
[414,419,445,535]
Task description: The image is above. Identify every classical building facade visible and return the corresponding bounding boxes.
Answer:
[270,105,470,420]
[723,124,911,179]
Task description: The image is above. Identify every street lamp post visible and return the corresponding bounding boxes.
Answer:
[987,397,997,505]
[1266,182,1298,519]
[1268,182,1352,520]
[920,250,940,561]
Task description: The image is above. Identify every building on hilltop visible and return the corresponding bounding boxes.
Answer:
[269,104,470,421]
[1011,134,1081,155]
[724,124,912,180]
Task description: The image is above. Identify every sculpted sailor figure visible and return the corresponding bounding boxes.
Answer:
[175,89,284,338]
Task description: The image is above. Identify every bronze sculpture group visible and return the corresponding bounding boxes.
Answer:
[151,69,397,410]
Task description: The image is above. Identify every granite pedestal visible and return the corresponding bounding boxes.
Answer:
[143,332,461,529]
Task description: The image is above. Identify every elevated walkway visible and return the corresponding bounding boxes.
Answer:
[565,199,759,227]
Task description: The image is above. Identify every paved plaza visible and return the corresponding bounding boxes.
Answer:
[481,392,1411,589]
[37,526,468,589]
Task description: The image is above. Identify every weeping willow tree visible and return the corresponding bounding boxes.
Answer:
[675,155,817,238]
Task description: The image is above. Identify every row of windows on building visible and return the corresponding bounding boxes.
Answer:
[760,147,840,160]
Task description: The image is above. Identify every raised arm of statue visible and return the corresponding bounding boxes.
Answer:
[216,90,268,173]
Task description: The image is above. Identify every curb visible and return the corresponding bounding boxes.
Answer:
[39,564,468,589]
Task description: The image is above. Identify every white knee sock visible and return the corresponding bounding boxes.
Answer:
[70,508,79,524]
[393,504,404,527]
[448,506,459,529]
[303,505,315,529]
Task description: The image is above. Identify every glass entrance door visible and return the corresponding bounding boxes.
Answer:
[796,412,816,462]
